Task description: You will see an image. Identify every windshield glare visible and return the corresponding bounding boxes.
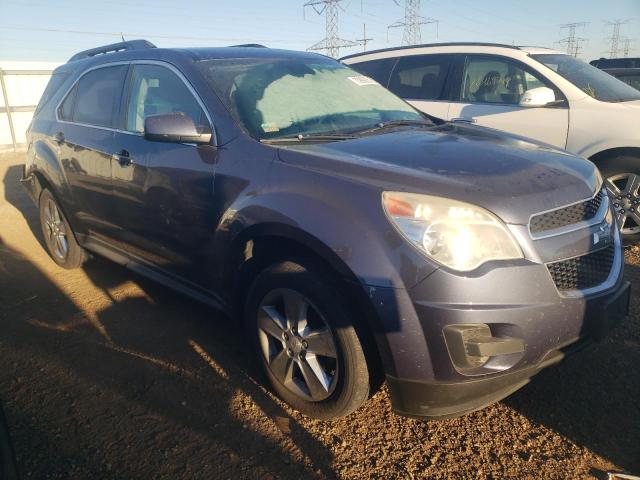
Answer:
[532,54,640,102]
[198,57,424,140]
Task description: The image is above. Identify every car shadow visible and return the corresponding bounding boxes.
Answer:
[1,164,337,478]
[504,259,640,472]
[3,164,47,253]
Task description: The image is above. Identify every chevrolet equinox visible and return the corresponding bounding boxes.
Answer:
[22,40,630,419]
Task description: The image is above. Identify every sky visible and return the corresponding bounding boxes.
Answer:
[0,0,639,65]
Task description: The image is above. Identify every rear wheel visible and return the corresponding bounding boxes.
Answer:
[600,155,640,245]
[245,260,371,419]
[39,189,86,269]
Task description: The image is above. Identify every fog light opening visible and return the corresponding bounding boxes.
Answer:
[443,324,525,373]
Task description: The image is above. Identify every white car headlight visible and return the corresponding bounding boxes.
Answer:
[382,192,523,271]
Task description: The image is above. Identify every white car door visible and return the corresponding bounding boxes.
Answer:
[386,54,455,121]
[446,55,569,149]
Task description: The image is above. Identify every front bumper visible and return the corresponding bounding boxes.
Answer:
[366,258,630,419]
[387,279,630,419]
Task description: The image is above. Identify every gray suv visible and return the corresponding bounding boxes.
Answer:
[22,40,629,420]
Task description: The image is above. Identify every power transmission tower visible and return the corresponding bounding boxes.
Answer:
[356,24,373,51]
[557,22,586,57]
[622,37,634,58]
[605,19,629,58]
[388,0,438,46]
[305,0,359,58]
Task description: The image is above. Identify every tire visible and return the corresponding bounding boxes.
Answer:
[600,155,640,245]
[38,188,86,269]
[244,260,371,419]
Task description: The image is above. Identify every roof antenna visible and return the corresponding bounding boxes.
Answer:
[121,32,126,42]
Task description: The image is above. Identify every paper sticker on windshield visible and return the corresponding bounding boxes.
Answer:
[348,75,377,86]
[261,123,280,133]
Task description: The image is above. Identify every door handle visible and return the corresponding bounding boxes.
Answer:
[54,131,65,144]
[112,149,133,167]
[451,117,477,124]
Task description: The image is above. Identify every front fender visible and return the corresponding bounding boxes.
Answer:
[216,187,436,290]
[580,139,640,160]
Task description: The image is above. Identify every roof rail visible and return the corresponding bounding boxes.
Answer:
[340,42,521,61]
[227,43,267,48]
[68,39,156,63]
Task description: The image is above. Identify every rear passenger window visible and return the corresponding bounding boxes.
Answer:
[73,65,127,127]
[125,64,207,133]
[388,55,452,100]
[348,58,397,87]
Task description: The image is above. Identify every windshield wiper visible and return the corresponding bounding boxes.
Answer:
[260,133,356,144]
[351,118,434,135]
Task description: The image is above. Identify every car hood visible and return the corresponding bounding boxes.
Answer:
[276,123,600,225]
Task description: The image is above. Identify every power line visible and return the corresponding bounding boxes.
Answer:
[0,24,302,45]
[557,22,586,57]
[355,23,373,51]
[388,0,437,46]
[605,19,630,58]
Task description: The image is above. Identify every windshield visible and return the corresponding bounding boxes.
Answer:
[532,54,640,102]
[197,56,425,140]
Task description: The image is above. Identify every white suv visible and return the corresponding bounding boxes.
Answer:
[342,43,640,241]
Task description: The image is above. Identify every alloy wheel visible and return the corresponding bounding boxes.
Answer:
[257,288,339,402]
[44,198,69,260]
[605,173,640,235]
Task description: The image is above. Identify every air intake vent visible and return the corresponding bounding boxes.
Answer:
[547,245,615,291]
[530,189,605,235]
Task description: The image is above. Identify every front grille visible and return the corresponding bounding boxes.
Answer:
[547,245,615,291]
[530,189,605,234]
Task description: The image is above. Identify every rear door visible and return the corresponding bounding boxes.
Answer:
[110,62,218,286]
[55,64,128,241]
[446,55,569,148]
[386,54,455,120]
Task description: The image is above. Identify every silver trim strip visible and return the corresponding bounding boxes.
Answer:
[54,59,216,144]
[528,188,608,240]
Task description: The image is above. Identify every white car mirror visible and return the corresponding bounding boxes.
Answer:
[519,87,556,107]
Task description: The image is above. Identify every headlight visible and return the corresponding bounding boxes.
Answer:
[382,192,523,271]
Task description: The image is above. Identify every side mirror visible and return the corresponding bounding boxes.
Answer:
[144,112,212,144]
[519,87,556,107]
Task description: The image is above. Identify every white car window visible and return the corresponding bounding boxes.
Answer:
[461,56,548,105]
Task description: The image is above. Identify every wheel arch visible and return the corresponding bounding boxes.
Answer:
[227,223,386,392]
[589,146,640,164]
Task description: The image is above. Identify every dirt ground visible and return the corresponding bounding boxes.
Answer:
[0,151,638,480]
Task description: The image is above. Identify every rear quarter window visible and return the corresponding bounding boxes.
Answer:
[34,72,69,115]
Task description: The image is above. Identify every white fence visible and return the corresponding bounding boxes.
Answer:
[0,62,58,152]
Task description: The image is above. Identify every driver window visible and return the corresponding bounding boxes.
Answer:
[461,56,547,105]
[126,64,207,133]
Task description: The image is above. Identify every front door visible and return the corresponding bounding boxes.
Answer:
[110,62,218,287]
[446,55,569,148]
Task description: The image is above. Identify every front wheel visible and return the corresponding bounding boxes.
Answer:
[600,155,640,245]
[244,261,372,419]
